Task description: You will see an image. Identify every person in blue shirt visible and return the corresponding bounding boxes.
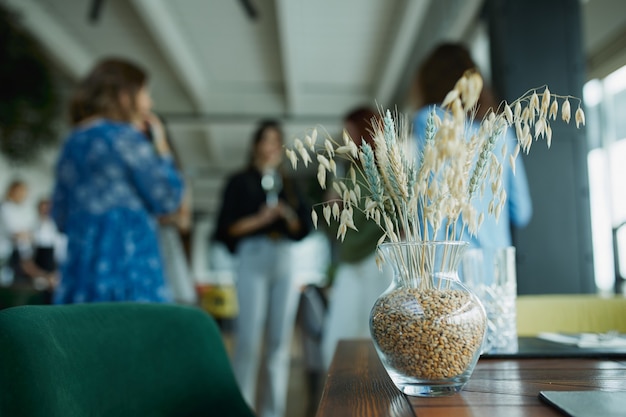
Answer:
[412,43,532,250]
[51,58,184,303]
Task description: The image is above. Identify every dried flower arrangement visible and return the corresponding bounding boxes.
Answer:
[285,70,585,254]
[285,71,585,390]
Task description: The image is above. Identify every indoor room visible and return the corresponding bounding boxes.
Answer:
[1,1,626,416]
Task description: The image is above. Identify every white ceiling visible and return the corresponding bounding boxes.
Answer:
[4,0,626,215]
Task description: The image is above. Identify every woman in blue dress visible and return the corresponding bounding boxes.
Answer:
[51,58,184,303]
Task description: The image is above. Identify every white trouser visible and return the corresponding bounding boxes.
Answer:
[321,252,392,369]
[232,236,299,417]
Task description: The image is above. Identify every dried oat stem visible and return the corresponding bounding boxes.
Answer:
[286,72,585,288]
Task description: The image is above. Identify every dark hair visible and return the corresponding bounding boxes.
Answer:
[69,58,148,125]
[248,119,283,167]
[247,119,305,206]
[416,43,477,106]
[344,107,379,148]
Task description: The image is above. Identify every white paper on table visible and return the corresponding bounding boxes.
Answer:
[537,332,626,348]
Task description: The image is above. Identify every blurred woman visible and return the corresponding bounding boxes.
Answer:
[51,58,184,303]
[412,43,532,249]
[32,198,66,289]
[320,107,393,369]
[213,120,311,417]
[140,113,197,305]
[0,179,53,287]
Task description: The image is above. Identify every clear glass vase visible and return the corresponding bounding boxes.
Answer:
[370,241,487,397]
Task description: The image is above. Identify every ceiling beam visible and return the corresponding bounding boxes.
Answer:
[586,23,626,79]
[374,0,433,108]
[201,125,222,163]
[129,0,211,112]
[3,0,93,81]
[274,0,300,115]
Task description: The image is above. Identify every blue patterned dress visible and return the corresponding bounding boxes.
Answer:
[51,119,184,303]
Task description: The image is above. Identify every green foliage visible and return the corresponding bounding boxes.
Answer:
[0,2,61,164]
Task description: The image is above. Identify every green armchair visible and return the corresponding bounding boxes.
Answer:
[0,302,255,417]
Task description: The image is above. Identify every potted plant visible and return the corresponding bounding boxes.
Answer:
[0,3,61,164]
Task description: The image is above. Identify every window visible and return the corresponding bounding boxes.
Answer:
[584,64,626,293]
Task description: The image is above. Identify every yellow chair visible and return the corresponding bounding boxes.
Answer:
[516,294,626,336]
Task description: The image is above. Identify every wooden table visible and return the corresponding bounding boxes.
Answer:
[315,339,626,417]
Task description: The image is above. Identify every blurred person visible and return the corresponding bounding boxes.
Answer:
[320,107,393,369]
[412,43,532,250]
[51,57,184,304]
[32,198,67,280]
[156,188,196,304]
[140,113,197,305]
[0,180,55,289]
[213,119,311,417]
[0,180,33,283]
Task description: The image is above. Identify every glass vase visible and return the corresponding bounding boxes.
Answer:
[369,241,487,397]
[460,246,518,354]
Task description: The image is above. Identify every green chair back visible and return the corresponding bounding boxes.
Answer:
[0,302,255,417]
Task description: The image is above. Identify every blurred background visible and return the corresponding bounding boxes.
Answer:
[1,0,626,296]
